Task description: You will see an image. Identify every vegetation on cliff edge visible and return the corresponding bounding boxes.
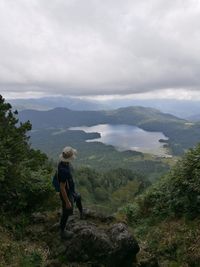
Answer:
[121,143,200,266]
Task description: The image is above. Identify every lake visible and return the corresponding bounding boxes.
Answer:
[70,124,170,156]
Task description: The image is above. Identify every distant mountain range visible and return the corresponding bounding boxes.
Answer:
[8,96,200,119]
[19,106,200,156]
[9,96,106,111]
[19,106,184,129]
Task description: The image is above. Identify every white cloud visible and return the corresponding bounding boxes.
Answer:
[78,89,200,101]
[0,0,200,97]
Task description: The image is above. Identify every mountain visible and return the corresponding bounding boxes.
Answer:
[104,99,200,119]
[19,106,200,156]
[19,106,184,129]
[9,96,200,119]
[8,96,106,111]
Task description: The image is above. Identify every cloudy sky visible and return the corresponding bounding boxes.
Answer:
[1,0,200,100]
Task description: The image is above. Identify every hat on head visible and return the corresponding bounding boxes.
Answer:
[59,146,77,163]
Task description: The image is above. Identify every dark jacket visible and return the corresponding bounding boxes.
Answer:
[58,161,75,194]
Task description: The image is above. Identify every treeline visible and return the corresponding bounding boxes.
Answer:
[74,167,150,213]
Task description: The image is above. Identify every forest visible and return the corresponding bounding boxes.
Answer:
[1,95,200,266]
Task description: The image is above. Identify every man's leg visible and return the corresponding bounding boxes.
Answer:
[60,194,73,239]
[74,192,83,218]
[60,203,69,232]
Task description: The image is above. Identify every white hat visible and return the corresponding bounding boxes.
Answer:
[59,146,77,162]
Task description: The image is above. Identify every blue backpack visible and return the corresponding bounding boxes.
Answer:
[52,170,60,192]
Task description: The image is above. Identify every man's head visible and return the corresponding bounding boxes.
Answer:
[59,146,77,163]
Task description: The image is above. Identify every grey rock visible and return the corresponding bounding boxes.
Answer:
[30,210,140,267]
[108,223,140,266]
[62,220,139,267]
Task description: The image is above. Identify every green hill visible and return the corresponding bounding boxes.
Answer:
[120,143,200,266]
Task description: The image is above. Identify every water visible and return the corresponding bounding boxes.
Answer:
[70,124,169,156]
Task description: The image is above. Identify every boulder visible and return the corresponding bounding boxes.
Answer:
[63,220,139,267]
[30,209,140,267]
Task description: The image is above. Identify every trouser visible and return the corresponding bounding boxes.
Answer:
[72,192,83,215]
[60,193,73,232]
[60,192,83,231]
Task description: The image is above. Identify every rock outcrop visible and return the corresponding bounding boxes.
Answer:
[29,209,140,267]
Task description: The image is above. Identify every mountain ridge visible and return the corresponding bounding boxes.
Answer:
[8,96,200,118]
[18,105,200,156]
[19,105,186,129]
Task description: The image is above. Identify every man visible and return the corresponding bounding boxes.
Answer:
[58,146,83,239]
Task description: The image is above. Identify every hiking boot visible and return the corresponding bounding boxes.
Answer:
[60,230,73,240]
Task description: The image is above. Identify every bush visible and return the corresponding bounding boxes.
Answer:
[122,143,200,224]
[0,95,53,213]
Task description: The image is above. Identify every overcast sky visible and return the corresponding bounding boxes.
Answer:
[1,0,200,99]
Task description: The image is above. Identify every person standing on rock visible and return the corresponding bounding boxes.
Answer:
[58,146,83,239]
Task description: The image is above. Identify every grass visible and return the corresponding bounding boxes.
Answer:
[0,223,49,267]
[127,217,200,267]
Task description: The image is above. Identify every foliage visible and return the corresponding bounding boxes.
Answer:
[134,218,200,267]
[122,143,200,223]
[0,223,47,267]
[74,167,149,213]
[0,95,53,213]
[120,142,200,266]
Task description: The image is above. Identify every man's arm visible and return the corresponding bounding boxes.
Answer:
[60,182,72,209]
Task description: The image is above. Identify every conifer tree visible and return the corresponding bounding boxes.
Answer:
[0,95,52,212]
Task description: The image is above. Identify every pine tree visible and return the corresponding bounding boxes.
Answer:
[0,95,53,212]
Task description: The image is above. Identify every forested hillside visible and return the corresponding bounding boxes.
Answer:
[19,107,200,155]
[29,127,170,181]
[120,143,200,266]
[74,167,149,213]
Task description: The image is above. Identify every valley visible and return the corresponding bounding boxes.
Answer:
[1,96,200,266]
[17,105,200,184]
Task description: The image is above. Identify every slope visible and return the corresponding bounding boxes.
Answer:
[120,143,200,266]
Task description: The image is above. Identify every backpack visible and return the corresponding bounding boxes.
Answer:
[52,170,60,192]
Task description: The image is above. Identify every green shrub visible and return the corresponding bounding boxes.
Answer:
[0,95,53,213]
[122,143,200,224]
